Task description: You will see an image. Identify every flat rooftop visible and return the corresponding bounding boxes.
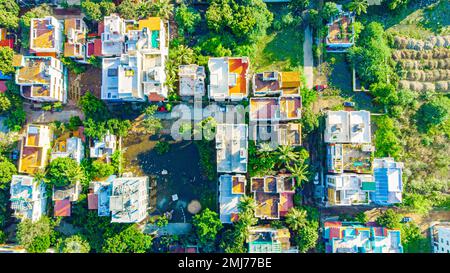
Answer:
[219,175,246,223]
[31,17,56,49]
[216,124,248,173]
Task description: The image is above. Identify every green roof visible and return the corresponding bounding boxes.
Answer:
[361,181,376,191]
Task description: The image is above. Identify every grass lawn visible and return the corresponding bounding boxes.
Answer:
[250,4,304,72]
[359,1,450,39]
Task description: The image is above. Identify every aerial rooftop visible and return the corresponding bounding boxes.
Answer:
[208,57,249,101]
[30,16,63,55]
[250,96,302,121]
[251,175,295,220]
[179,64,206,97]
[326,174,375,206]
[323,221,403,253]
[18,124,52,175]
[248,227,298,253]
[219,175,246,223]
[327,143,374,174]
[10,175,47,222]
[371,158,404,205]
[324,110,371,143]
[216,124,248,174]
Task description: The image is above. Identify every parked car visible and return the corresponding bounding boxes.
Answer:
[315,84,328,91]
[401,217,412,223]
[343,101,355,107]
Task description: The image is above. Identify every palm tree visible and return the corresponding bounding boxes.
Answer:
[287,162,309,187]
[238,196,256,215]
[174,45,195,65]
[258,142,275,153]
[285,207,308,232]
[276,145,299,166]
[151,0,174,20]
[348,0,369,16]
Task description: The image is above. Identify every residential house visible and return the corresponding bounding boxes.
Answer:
[13,55,67,103]
[30,16,64,57]
[252,71,301,96]
[52,181,82,217]
[324,110,371,144]
[10,175,47,222]
[64,18,88,62]
[249,96,302,122]
[323,221,403,253]
[51,130,84,164]
[101,14,126,57]
[179,64,206,98]
[251,123,301,147]
[208,57,250,101]
[326,174,375,206]
[89,131,117,159]
[101,17,169,101]
[371,158,403,205]
[215,124,248,173]
[247,227,298,253]
[88,176,149,223]
[327,143,374,174]
[218,174,246,224]
[325,5,355,52]
[431,223,450,253]
[18,124,53,175]
[251,175,295,220]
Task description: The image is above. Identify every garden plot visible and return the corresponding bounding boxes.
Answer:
[393,35,450,92]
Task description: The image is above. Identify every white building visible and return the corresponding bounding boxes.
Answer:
[100,16,169,101]
[90,131,117,159]
[30,16,64,55]
[324,110,371,143]
[432,225,450,253]
[51,136,84,164]
[215,124,248,173]
[179,64,206,98]
[109,176,149,223]
[326,174,375,206]
[10,175,47,222]
[101,14,126,57]
[218,175,246,224]
[13,55,67,103]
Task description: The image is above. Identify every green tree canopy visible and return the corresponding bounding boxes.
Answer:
[0,0,20,29]
[46,157,84,187]
[376,209,402,229]
[348,0,369,15]
[285,207,308,232]
[175,3,201,35]
[102,225,152,253]
[58,235,91,253]
[374,115,402,160]
[206,0,273,44]
[0,156,17,189]
[91,161,115,179]
[0,46,14,75]
[192,208,223,245]
[415,96,450,133]
[82,0,116,22]
[295,220,319,253]
[16,217,53,253]
[349,22,394,86]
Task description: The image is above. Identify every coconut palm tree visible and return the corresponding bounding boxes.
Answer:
[151,0,174,20]
[174,45,196,65]
[287,162,309,187]
[276,145,299,166]
[238,196,256,215]
[348,0,369,16]
[285,207,308,232]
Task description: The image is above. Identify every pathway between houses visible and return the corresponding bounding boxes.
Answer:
[303,25,314,89]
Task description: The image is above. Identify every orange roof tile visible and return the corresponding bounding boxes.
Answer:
[54,199,71,217]
[139,17,161,31]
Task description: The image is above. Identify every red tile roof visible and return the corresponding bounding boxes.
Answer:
[328,227,342,239]
[279,192,294,217]
[87,193,98,210]
[0,81,7,93]
[97,22,104,36]
[93,39,102,57]
[148,93,165,102]
[0,39,13,48]
[54,200,71,217]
